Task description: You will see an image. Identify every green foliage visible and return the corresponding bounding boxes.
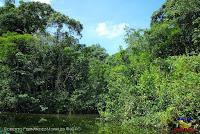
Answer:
[100,0,200,127]
[102,49,200,127]
[147,21,182,57]
[150,0,200,57]
[0,0,199,130]
[0,32,108,114]
[0,1,106,114]
[0,1,83,37]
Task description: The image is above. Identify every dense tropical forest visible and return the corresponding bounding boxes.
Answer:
[0,0,199,129]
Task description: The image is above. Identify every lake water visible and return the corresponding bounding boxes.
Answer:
[0,113,162,134]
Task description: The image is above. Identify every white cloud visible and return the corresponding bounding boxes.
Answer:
[0,2,3,7]
[30,0,52,4]
[95,22,128,39]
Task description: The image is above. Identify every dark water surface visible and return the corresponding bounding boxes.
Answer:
[0,113,162,134]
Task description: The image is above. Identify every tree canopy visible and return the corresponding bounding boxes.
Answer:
[0,0,199,130]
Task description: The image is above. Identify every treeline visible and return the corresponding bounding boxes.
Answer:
[100,0,200,129]
[0,0,199,129]
[0,1,108,114]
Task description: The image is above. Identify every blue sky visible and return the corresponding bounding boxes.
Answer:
[2,0,165,54]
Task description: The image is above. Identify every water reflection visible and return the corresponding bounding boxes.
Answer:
[0,113,160,134]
